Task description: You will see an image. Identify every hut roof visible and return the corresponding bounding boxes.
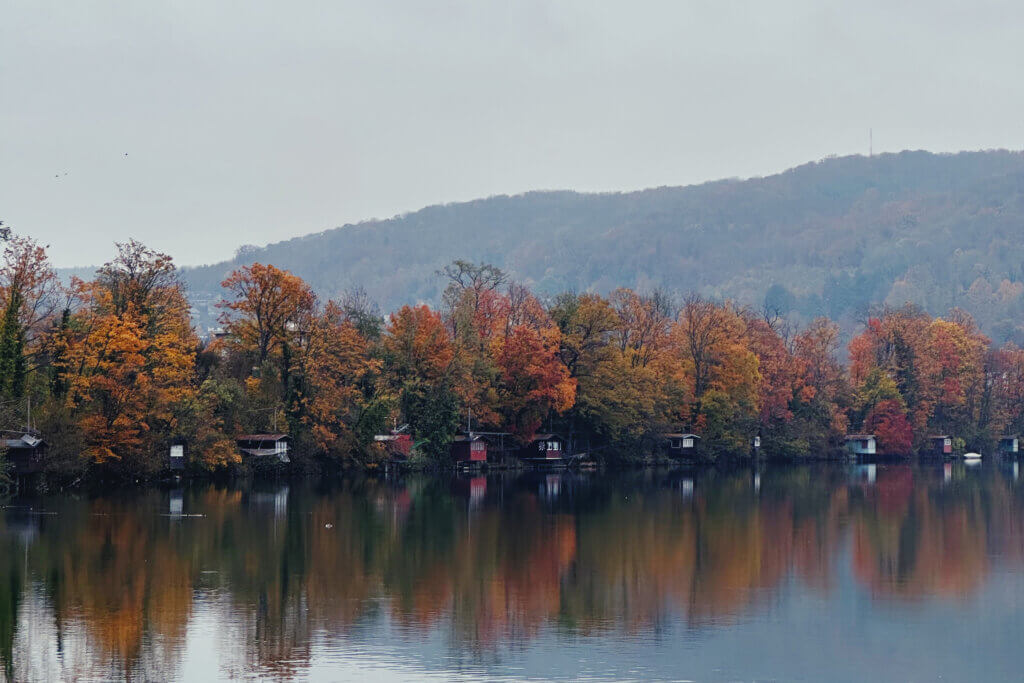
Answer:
[452,434,485,443]
[2,433,46,449]
[238,434,290,442]
[530,433,564,442]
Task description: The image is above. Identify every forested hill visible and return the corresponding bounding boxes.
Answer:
[180,149,1024,342]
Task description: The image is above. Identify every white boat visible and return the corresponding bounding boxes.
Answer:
[963,452,982,461]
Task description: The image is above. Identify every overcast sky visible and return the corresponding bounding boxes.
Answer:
[2,0,1022,267]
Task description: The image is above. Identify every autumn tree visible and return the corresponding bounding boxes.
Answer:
[550,292,654,452]
[438,262,509,428]
[848,306,991,452]
[864,399,914,455]
[611,288,675,368]
[742,314,815,456]
[792,318,850,451]
[380,305,459,459]
[288,302,382,462]
[664,297,760,456]
[493,323,576,441]
[989,344,1024,437]
[59,244,198,473]
[219,263,316,366]
[0,232,60,399]
[439,260,506,339]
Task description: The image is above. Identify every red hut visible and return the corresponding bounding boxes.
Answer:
[927,435,953,457]
[450,434,487,464]
[375,426,413,459]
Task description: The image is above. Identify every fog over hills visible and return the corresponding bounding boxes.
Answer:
[79,149,1024,342]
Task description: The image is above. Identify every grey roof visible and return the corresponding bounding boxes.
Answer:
[237,434,290,442]
[3,434,45,449]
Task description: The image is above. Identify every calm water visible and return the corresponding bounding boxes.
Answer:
[2,462,1024,681]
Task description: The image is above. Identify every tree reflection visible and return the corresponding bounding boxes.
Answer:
[2,465,1024,679]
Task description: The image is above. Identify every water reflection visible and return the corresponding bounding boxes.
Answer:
[2,464,1024,680]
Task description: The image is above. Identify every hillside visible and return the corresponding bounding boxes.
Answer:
[175,150,1024,342]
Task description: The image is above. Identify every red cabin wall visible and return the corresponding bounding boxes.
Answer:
[394,434,412,457]
[451,442,487,463]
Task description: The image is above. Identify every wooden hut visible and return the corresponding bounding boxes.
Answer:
[927,435,953,457]
[168,440,186,471]
[519,434,567,464]
[2,431,46,475]
[237,434,291,463]
[999,436,1020,455]
[844,434,877,456]
[374,425,413,459]
[450,434,487,465]
[663,433,701,457]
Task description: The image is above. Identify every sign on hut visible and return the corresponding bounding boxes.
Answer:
[519,434,567,464]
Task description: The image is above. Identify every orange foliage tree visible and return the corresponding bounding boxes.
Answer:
[219,263,316,366]
[60,243,198,472]
[493,324,576,440]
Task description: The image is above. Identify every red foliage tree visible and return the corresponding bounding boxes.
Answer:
[494,325,576,440]
[865,399,914,456]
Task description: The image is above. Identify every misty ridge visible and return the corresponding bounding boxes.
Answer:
[65,149,1024,343]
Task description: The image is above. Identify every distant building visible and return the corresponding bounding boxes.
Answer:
[237,434,291,463]
[519,434,567,463]
[844,434,877,456]
[450,434,487,464]
[1000,436,1020,455]
[2,431,46,474]
[663,433,701,457]
[927,435,953,457]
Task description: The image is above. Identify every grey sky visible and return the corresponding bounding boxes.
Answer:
[2,0,1022,267]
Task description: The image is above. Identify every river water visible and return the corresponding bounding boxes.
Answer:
[2,462,1023,681]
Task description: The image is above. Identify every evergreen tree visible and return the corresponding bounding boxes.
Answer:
[401,381,459,461]
[0,290,25,399]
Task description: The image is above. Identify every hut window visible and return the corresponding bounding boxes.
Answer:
[671,439,682,449]
[471,441,484,452]
[275,440,288,454]
[170,445,184,459]
[683,437,694,448]
[548,441,560,451]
